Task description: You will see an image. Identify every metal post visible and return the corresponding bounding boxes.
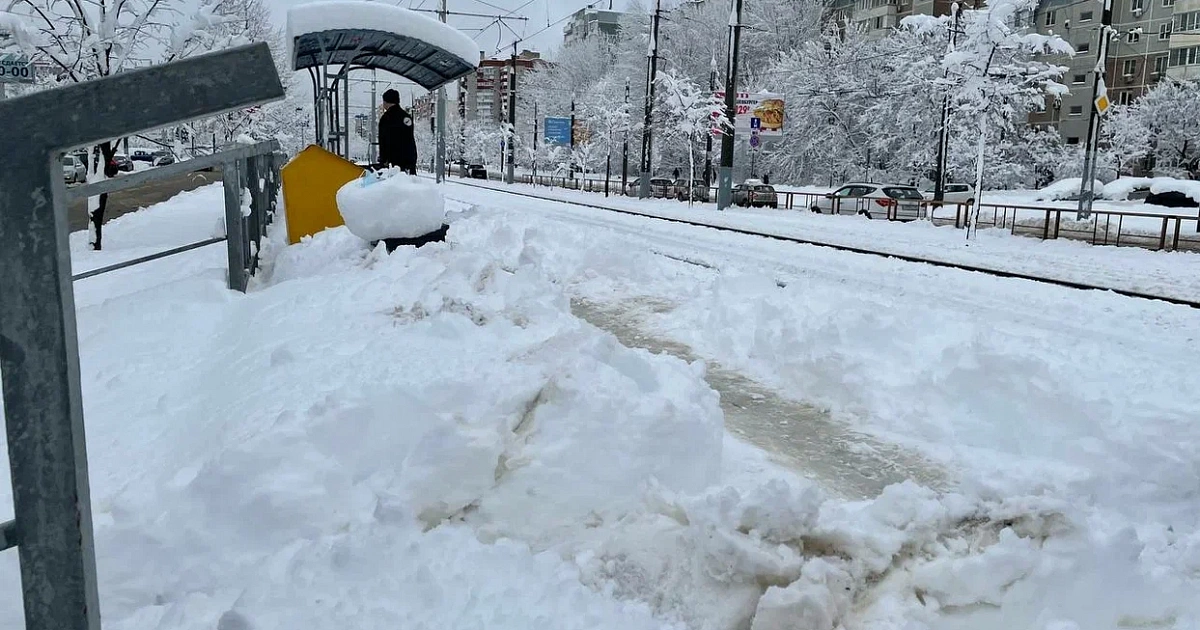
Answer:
[436,0,449,182]
[570,98,577,179]
[1078,0,1114,220]
[639,0,662,199]
[704,53,717,187]
[934,4,961,206]
[717,0,744,210]
[369,69,378,164]
[622,78,630,193]
[224,160,248,292]
[506,43,517,184]
[0,43,283,630]
[342,69,351,160]
[533,101,539,181]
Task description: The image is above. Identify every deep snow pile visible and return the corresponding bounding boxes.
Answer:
[337,169,446,240]
[441,199,1200,629]
[0,190,1141,630]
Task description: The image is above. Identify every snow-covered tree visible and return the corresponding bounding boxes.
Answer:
[658,69,728,203]
[1104,80,1200,178]
[903,0,1071,235]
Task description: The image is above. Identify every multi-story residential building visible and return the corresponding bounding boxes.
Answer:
[831,0,1195,145]
[563,7,624,45]
[456,50,544,124]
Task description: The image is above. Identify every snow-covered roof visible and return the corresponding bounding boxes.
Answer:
[287,1,479,90]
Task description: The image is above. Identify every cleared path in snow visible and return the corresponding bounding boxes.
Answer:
[571,297,948,500]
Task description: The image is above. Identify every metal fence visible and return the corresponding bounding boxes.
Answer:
[67,140,283,289]
[468,171,1200,254]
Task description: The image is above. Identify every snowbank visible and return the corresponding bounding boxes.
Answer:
[1034,178,1104,201]
[336,170,446,240]
[286,1,479,71]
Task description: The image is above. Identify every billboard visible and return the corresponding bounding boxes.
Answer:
[713,91,785,137]
[544,117,572,146]
[0,52,34,84]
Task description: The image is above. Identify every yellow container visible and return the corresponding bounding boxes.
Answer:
[280,145,365,244]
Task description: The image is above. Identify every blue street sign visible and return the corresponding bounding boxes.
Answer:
[750,117,761,130]
[544,117,572,146]
[749,132,761,149]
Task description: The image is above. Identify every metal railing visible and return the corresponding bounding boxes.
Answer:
[67,140,283,289]
[463,169,1200,254]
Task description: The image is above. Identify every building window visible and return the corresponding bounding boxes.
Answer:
[1045,10,1056,25]
[875,15,884,29]
[1164,0,1175,5]
[1131,0,1144,11]
[1123,59,1137,75]
[1077,41,1090,53]
[1080,10,1094,21]
[1127,30,1140,43]
[1117,91,1134,105]
[1159,23,1172,40]
[1072,73,1087,83]
[1069,105,1084,116]
[1154,55,1168,74]
[1176,12,1199,32]
[1067,137,1080,144]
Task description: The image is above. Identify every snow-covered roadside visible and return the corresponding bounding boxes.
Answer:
[449,179,1200,300]
[444,186,1200,629]
[0,187,1125,630]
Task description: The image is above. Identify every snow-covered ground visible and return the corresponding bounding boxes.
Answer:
[2,181,1197,630]
[450,178,1200,300]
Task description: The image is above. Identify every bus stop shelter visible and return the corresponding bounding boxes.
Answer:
[287,1,479,161]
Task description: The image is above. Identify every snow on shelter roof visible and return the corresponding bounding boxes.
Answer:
[287,1,479,90]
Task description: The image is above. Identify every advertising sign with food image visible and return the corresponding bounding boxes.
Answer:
[713,90,786,137]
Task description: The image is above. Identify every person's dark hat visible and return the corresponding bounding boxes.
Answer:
[382,89,400,105]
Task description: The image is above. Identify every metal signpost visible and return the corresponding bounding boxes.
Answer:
[0,43,284,630]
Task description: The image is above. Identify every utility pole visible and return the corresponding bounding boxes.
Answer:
[435,0,448,183]
[622,78,630,193]
[506,42,517,184]
[704,52,717,187]
[716,0,744,211]
[533,101,539,181]
[933,3,962,207]
[1078,0,1114,220]
[570,98,577,179]
[639,0,663,199]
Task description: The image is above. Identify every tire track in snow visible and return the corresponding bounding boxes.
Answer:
[571,298,949,500]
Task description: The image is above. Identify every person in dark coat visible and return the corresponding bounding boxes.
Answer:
[378,88,417,175]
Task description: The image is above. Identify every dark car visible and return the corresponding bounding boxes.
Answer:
[465,164,488,179]
[1145,190,1199,208]
[130,149,155,162]
[112,154,134,172]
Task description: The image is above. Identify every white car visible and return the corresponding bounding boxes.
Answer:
[811,182,926,220]
[62,154,86,184]
[921,182,975,205]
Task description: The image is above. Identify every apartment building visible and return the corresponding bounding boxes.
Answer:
[563,7,624,45]
[457,50,544,124]
[830,0,1199,145]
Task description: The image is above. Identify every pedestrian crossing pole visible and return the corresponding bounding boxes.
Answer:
[716,0,744,211]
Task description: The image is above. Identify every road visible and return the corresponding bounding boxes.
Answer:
[67,168,222,231]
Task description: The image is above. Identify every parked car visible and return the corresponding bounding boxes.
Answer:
[1145,190,1199,209]
[62,154,86,184]
[152,151,176,166]
[732,180,778,208]
[112,154,134,172]
[813,182,926,220]
[624,177,673,198]
[672,178,710,202]
[130,149,156,162]
[921,182,975,205]
[463,164,488,179]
